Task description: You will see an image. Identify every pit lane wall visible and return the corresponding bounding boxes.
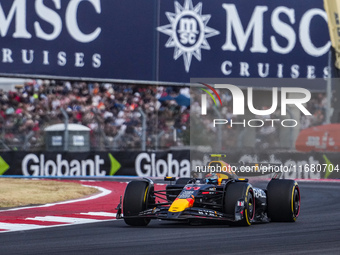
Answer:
[0,150,339,179]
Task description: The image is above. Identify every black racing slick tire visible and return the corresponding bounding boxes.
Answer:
[267,179,300,222]
[224,182,255,226]
[123,181,151,226]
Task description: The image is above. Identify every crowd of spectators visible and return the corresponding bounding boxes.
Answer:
[0,80,190,150]
[0,79,328,151]
[300,93,327,129]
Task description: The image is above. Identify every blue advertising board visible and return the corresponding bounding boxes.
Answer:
[0,0,331,82]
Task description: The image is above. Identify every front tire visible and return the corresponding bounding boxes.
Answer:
[267,179,300,222]
[224,182,255,226]
[123,181,152,226]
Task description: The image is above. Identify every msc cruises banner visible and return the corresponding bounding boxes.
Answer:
[0,0,331,82]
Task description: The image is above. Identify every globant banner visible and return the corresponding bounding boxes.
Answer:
[0,0,331,82]
[0,150,340,179]
[0,151,191,177]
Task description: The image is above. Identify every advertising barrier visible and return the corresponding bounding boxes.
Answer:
[0,0,330,82]
[0,150,339,179]
[0,151,190,177]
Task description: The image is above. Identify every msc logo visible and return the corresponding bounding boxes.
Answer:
[177,17,200,45]
[157,0,219,72]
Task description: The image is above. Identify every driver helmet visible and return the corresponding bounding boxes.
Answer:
[205,172,218,184]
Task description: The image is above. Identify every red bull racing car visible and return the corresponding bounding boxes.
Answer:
[117,155,300,226]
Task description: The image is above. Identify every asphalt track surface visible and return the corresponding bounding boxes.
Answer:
[1,180,340,255]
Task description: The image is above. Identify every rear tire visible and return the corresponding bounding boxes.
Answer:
[267,179,300,222]
[224,182,255,226]
[123,181,151,226]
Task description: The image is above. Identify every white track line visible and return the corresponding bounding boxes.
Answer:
[26,216,101,224]
[0,223,44,231]
[80,212,117,217]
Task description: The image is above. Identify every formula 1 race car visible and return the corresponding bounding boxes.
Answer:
[117,155,300,226]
